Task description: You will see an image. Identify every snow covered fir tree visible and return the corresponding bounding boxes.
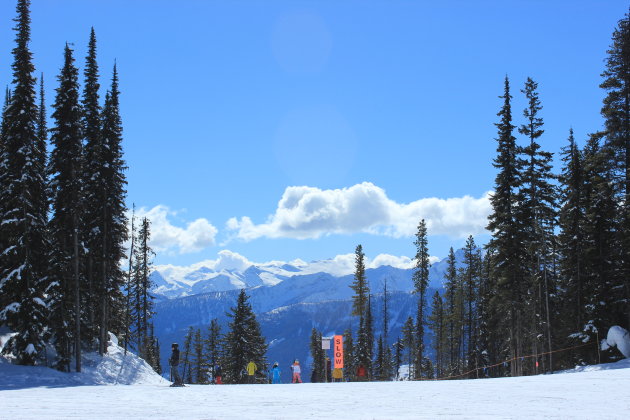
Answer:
[0,0,140,372]
[1,0,630,401]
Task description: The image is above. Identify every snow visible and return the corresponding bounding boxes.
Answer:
[0,333,166,389]
[601,325,630,358]
[1,358,629,419]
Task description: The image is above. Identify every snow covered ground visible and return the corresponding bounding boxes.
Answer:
[1,355,629,419]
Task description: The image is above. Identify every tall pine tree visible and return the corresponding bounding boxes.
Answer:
[0,0,49,366]
[428,290,445,378]
[95,64,128,354]
[412,219,430,379]
[600,10,630,329]
[517,77,557,374]
[487,77,527,376]
[47,44,85,372]
[350,244,371,372]
[129,217,155,360]
[204,318,222,382]
[81,27,102,344]
[222,289,267,384]
[557,129,589,365]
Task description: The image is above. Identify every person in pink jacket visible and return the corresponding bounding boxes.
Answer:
[290,359,302,383]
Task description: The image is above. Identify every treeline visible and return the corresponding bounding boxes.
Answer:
[0,0,158,373]
[336,9,630,381]
[175,289,268,384]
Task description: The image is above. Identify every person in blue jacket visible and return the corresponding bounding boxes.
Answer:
[271,362,282,384]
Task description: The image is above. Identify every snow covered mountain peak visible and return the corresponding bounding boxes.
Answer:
[151,250,443,299]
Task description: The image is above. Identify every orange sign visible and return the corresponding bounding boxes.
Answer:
[334,335,344,369]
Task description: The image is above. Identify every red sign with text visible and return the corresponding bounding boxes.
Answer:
[334,335,344,369]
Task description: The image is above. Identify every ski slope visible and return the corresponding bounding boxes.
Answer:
[1,359,629,419]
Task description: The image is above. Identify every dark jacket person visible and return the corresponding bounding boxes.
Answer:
[169,343,182,386]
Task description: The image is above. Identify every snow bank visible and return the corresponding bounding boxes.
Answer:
[0,332,166,389]
[601,325,630,358]
[562,356,630,373]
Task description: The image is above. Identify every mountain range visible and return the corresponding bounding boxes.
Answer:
[151,250,466,382]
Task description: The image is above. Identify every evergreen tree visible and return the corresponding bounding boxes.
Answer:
[462,236,481,375]
[402,316,415,379]
[557,129,589,366]
[0,0,49,366]
[477,250,500,377]
[374,336,385,380]
[350,244,371,372]
[487,76,527,376]
[94,64,128,354]
[47,44,84,372]
[147,324,161,375]
[600,10,630,329]
[193,328,207,384]
[350,244,369,317]
[364,295,374,378]
[181,326,194,384]
[123,205,136,353]
[382,278,390,346]
[393,337,403,380]
[81,27,102,344]
[412,219,430,378]
[343,328,355,381]
[380,279,393,380]
[309,328,325,382]
[204,318,222,382]
[428,291,445,378]
[581,133,619,363]
[383,344,393,381]
[129,217,155,359]
[222,289,268,384]
[443,247,459,374]
[517,77,557,375]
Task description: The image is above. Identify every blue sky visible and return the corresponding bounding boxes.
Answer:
[0,1,627,267]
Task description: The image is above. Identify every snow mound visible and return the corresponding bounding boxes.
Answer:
[561,357,630,374]
[0,333,166,389]
[601,325,630,358]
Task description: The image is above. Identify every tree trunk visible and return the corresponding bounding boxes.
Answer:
[73,213,81,372]
[544,266,553,373]
[99,212,108,356]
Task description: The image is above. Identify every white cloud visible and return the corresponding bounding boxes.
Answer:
[368,254,415,270]
[226,182,491,241]
[155,250,253,285]
[134,205,218,255]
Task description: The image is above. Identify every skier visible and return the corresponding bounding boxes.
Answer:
[291,359,302,383]
[246,360,258,384]
[214,363,223,385]
[169,343,183,387]
[271,362,282,384]
[356,363,367,381]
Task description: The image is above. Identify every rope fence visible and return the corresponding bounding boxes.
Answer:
[414,340,598,381]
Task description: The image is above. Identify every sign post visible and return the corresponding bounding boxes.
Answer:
[322,337,331,382]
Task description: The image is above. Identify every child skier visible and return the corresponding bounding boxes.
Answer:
[291,359,302,383]
[246,360,258,384]
[271,362,282,384]
[214,363,223,385]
